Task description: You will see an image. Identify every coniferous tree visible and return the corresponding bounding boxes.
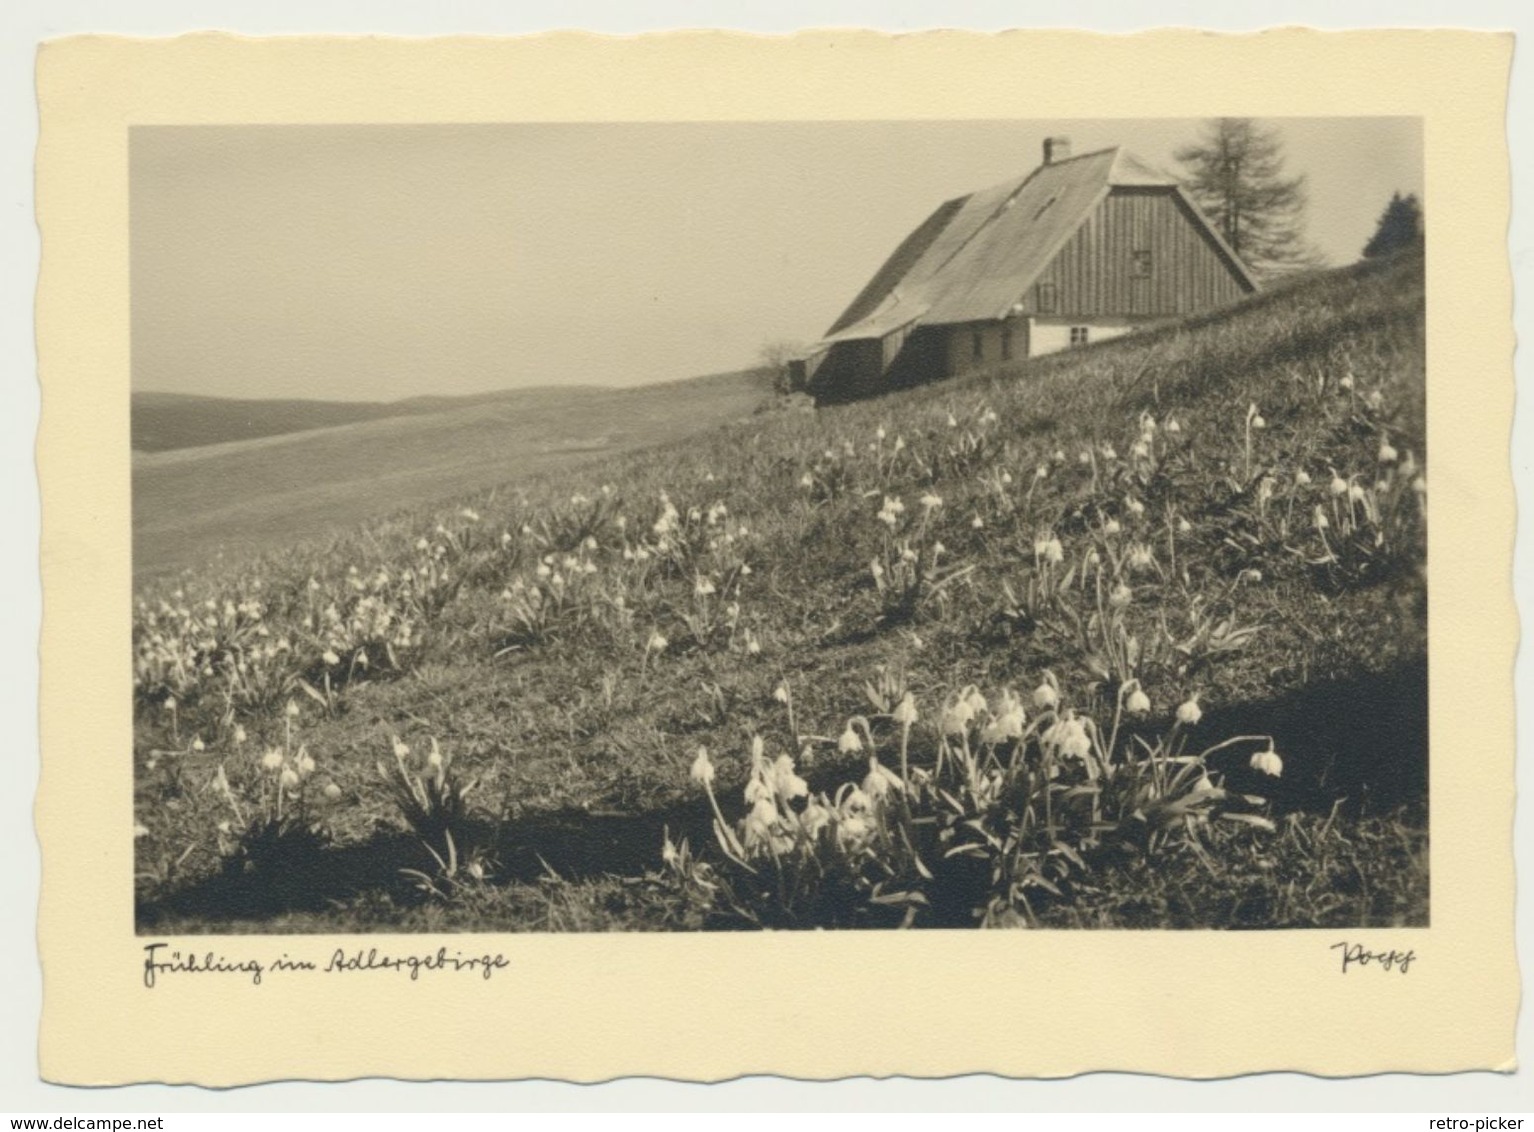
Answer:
[1175,118,1323,279]
[1362,192,1424,259]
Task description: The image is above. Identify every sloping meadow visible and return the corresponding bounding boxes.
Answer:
[134,251,1427,932]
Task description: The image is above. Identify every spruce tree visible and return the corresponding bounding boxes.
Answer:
[1175,118,1322,278]
[1362,192,1424,259]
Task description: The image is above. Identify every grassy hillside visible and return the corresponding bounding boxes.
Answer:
[133,252,1426,932]
[133,369,775,580]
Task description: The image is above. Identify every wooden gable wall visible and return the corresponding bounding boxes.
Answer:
[1021,187,1254,318]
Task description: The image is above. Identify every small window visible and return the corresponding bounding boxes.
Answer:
[1036,282,1058,313]
[971,329,984,363]
[1070,326,1090,348]
[1132,250,1153,278]
[1000,325,1013,361]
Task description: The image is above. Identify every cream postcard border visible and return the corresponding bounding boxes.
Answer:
[36,29,1516,1085]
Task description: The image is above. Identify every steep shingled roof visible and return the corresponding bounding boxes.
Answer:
[820,147,1256,345]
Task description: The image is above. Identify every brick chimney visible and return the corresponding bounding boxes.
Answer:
[1043,136,1072,165]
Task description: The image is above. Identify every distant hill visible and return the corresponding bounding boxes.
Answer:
[132,385,613,453]
[132,368,776,579]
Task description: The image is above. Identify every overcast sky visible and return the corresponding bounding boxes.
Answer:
[130,118,1422,401]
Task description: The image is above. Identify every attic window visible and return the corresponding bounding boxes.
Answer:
[971,329,984,363]
[1001,325,1014,361]
[1070,326,1090,348]
[1132,250,1153,278]
[1036,282,1058,313]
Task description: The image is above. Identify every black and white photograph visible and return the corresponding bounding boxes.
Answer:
[127,115,1430,935]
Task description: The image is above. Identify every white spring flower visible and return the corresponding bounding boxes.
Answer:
[946,413,958,428]
[1166,419,1181,434]
[773,682,791,705]
[1314,505,1330,531]
[919,491,943,510]
[742,797,781,852]
[232,725,247,746]
[322,649,340,667]
[1251,415,1266,430]
[837,721,863,754]
[1295,469,1312,486]
[875,425,887,441]
[1000,470,1013,486]
[1109,582,1133,609]
[1250,747,1284,777]
[1348,483,1366,503]
[1330,473,1350,497]
[940,698,974,736]
[689,746,715,788]
[191,737,205,752]
[862,756,903,801]
[1366,390,1384,411]
[163,696,178,713]
[893,435,907,453]
[1125,496,1145,517]
[647,630,669,654]
[1340,373,1355,391]
[1125,687,1151,715]
[323,782,343,801]
[892,692,919,727]
[284,699,300,719]
[1176,696,1203,726]
[1043,714,1092,761]
[799,472,814,489]
[1128,544,1155,574]
[1032,678,1060,710]
[971,515,985,530]
[770,754,808,801]
[1177,517,1193,534]
[1379,439,1399,464]
[1103,517,1122,536]
[694,576,716,597]
[981,690,1026,745]
[296,750,316,776]
[877,496,906,527]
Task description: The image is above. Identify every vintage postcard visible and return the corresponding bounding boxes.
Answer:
[36,29,1515,1084]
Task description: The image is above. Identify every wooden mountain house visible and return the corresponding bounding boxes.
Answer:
[798,138,1259,402]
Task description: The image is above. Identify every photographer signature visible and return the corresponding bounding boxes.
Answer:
[1330,941,1416,974]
